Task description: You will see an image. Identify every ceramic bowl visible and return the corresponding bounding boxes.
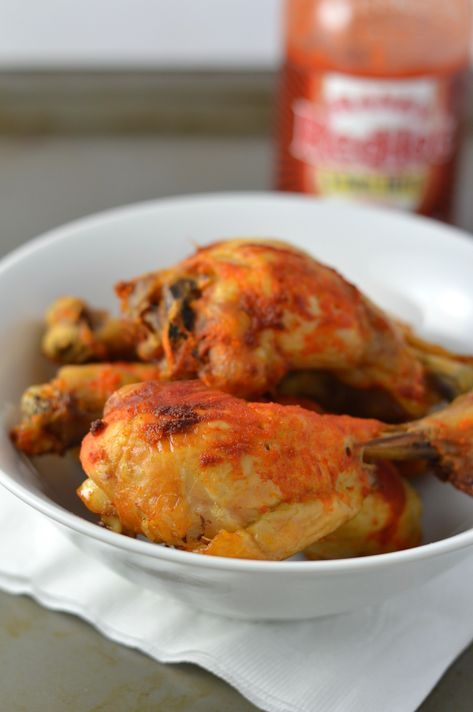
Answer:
[1,192,473,620]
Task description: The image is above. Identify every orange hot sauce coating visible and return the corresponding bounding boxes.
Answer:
[117,239,433,419]
[79,379,384,560]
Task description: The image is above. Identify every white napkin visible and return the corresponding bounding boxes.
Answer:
[0,484,472,712]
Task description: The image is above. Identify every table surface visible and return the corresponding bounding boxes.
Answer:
[1,133,472,712]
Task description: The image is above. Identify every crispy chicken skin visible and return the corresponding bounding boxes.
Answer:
[78,378,473,558]
[42,296,140,363]
[79,380,382,560]
[305,461,422,559]
[116,239,470,420]
[11,363,163,456]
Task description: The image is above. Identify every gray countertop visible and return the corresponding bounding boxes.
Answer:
[0,133,472,712]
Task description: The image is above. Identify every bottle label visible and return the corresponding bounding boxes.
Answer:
[287,72,460,211]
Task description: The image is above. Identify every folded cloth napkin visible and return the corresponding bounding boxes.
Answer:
[0,484,472,712]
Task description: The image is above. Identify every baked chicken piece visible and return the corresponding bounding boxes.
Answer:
[79,380,382,560]
[79,380,473,560]
[305,461,422,559]
[43,296,140,363]
[11,363,163,456]
[116,239,473,420]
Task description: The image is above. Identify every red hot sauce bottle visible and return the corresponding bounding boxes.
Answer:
[276,0,472,219]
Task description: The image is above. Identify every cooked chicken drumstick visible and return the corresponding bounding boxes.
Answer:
[43,296,139,363]
[11,363,163,456]
[79,380,473,560]
[79,380,382,560]
[305,461,422,559]
[116,239,473,420]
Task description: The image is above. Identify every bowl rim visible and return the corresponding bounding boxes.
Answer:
[1,190,472,276]
[2,190,473,575]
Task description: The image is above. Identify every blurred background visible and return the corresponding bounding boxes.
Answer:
[0,0,280,256]
[0,0,471,259]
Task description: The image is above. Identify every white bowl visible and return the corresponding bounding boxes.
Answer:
[1,192,473,621]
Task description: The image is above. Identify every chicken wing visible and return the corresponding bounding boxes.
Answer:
[11,362,163,456]
[116,239,473,420]
[305,461,422,559]
[42,296,140,363]
[79,380,382,560]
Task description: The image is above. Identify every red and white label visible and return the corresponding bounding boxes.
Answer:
[290,73,457,210]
